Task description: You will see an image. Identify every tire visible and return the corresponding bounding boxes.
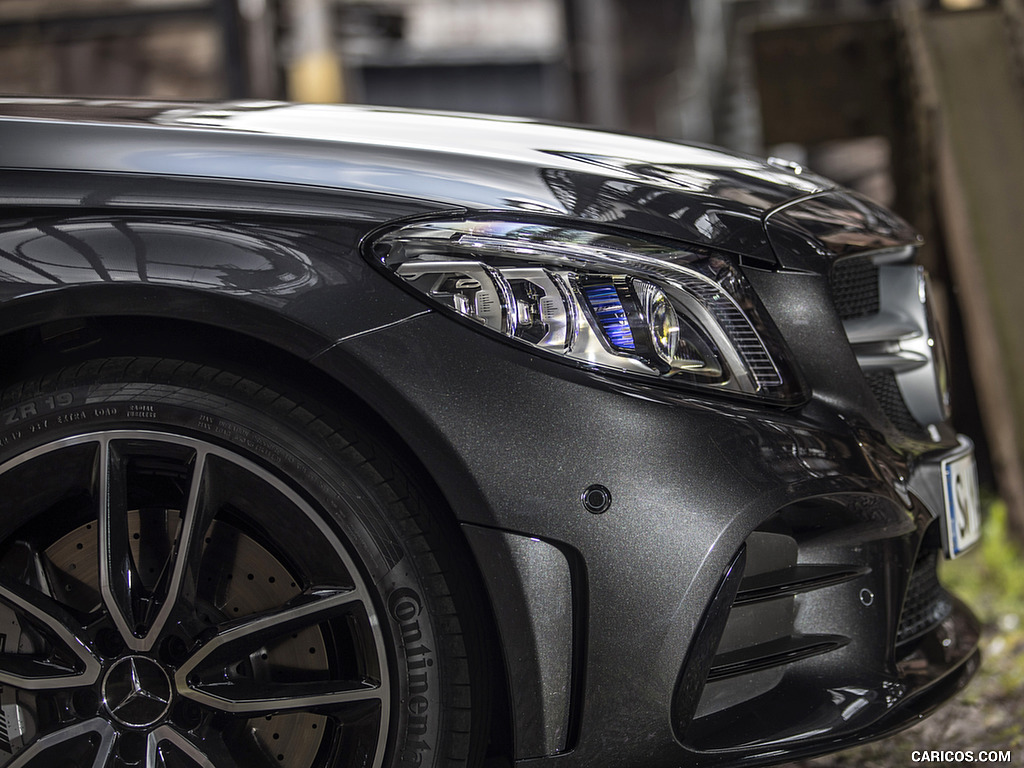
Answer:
[0,357,482,768]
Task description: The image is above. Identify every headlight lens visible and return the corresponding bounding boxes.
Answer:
[369,220,801,402]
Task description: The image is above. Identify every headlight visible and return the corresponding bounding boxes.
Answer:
[368,219,802,403]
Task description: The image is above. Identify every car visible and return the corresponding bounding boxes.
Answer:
[0,98,981,768]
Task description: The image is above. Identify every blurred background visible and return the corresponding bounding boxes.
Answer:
[1,0,1022,757]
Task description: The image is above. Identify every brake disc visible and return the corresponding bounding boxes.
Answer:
[39,512,328,768]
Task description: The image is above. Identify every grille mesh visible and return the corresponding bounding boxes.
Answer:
[897,550,953,645]
[864,371,929,440]
[831,258,880,319]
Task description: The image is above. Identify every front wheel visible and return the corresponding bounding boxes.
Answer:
[0,358,482,768]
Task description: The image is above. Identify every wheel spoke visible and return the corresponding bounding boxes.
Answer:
[147,724,264,768]
[99,440,213,652]
[176,586,381,714]
[181,586,368,669]
[146,726,213,768]
[141,449,212,649]
[98,436,148,650]
[183,677,384,716]
[6,540,58,599]
[6,718,115,768]
[0,577,101,689]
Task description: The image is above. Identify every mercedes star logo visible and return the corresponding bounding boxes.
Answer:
[102,655,173,729]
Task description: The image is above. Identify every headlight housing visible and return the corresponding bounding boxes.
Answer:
[368,219,802,403]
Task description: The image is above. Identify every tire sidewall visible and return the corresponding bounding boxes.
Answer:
[0,363,453,768]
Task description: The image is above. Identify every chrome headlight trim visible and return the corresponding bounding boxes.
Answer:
[366,219,803,403]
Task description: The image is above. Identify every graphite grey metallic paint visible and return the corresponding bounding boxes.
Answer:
[0,100,980,768]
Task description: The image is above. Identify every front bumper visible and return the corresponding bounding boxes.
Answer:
[682,598,979,764]
[673,492,980,764]
[323,311,980,768]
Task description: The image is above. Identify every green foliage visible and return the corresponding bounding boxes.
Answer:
[941,500,1024,617]
[939,498,1024,719]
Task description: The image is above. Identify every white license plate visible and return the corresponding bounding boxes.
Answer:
[940,438,982,558]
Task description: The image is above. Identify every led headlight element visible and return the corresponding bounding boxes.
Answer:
[635,281,678,363]
[369,220,800,402]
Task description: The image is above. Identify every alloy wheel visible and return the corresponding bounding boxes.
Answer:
[0,430,390,768]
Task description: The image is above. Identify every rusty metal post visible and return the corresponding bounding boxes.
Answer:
[899,0,1024,538]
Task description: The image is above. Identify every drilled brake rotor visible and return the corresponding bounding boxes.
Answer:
[43,512,328,768]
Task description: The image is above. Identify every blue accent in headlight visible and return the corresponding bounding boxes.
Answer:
[583,284,635,350]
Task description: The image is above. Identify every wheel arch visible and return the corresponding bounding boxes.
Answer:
[0,289,517,762]
[0,284,464,508]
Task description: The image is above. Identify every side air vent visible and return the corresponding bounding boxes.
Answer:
[701,550,863,684]
[677,531,862,727]
[707,634,850,681]
[675,499,953,756]
[733,563,868,606]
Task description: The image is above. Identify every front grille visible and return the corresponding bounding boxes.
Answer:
[831,257,879,319]
[897,550,953,645]
[865,371,930,440]
[833,253,942,440]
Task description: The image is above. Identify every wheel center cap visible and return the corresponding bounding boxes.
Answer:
[102,655,173,728]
